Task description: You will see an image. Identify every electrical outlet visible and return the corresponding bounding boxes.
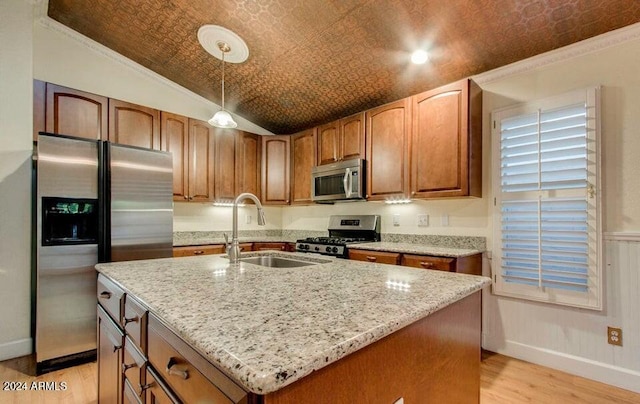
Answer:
[393,214,400,226]
[608,327,623,346]
[245,214,252,224]
[417,214,429,227]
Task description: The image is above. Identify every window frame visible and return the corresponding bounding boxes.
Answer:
[491,87,602,310]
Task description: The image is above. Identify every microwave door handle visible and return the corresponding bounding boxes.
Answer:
[343,168,352,198]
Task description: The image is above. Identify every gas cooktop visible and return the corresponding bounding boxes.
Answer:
[295,215,380,258]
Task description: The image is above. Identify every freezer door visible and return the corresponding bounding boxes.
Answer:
[35,134,100,363]
[109,144,173,261]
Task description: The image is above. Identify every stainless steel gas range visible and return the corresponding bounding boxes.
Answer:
[295,215,380,258]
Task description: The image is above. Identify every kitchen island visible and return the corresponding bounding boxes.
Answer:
[95,251,490,403]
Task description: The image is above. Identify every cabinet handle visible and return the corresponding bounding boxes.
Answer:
[166,357,189,380]
[281,246,285,251]
[124,315,139,325]
[113,344,122,353]
[193,250,204,255]
[122,363,135,372]
[183,196,189,200]
[139,383,152,397]
[189,196,194,201]
[366,256,377,262]
[419,261,434,268]
[99,291,112,299]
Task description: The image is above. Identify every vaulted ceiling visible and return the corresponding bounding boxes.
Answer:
[48,0,640,134]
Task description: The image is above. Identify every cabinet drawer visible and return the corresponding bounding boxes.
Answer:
[173,245,224,257]
[97,274,125,324]
[401,254,455,271]
[123,378,143,404]
[123,336,146,399]
[145,367,180,404]
[252,242,286,251]
[237,242,253,252]
[148,316,241,404]
[124,295,148,354]
[348,249,401,265]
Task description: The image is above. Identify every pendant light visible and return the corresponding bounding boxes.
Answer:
[208,42,237,128]
[197,25,249,129]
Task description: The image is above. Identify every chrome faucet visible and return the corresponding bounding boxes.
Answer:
[227,193,266,263]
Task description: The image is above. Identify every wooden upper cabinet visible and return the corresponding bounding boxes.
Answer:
[262,135,290,205]
[214,128,237,201]
[340,112,366,161]
[317,112,365,166]
[317,121,339,165]
[108,99,160,149]
[290,128,317,205]
[160,112,189,201]
[235,132,261,198]
[411,79,482,198]
[33,80,46,140]
[44,83,108,140]
[188,119,215,202]
[365,99,411,200]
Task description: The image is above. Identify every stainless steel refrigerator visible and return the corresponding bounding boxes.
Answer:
[33,132,173,373]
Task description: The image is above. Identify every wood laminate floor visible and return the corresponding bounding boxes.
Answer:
[1,351,638,403]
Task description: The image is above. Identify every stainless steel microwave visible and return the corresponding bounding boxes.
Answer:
[311,158,365,202]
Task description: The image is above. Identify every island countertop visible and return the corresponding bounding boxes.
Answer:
[95,251,490,395]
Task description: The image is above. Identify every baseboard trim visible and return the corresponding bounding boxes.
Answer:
[482,337,640,394]
[0,338,32,361]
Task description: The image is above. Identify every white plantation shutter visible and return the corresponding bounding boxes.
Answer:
[492,87,601,309]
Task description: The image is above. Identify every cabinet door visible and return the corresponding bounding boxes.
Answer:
[109,99,160,149]
[340,112,366,161]
[214,128,238,201]
[317,121,339,165]
[161,112,189,201]
[366,99,411,200]
[411,79,482,198]
[262,135,290,205]
[45,83,108,140]
[188,119,215,202]
[291,128,317,205]
[236,132,261,198]
[98,306,123,404]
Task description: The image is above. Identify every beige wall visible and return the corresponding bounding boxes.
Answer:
[0,0,34,360]
[173,203,283,232]
[480,32,640,392]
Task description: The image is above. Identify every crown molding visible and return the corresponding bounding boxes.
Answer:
[473,22,640,85]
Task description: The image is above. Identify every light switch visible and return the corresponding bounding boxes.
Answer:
[441,214,449,226]
[417,214,429,227]
[393,214,400,226]
[245,214,252,224]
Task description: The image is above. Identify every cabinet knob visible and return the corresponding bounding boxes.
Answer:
[123,316,139,325]
[99,291,112,299]
[139,383,152,397]
[366,256,377,262]
[419,261,434,268]
[122,363,136,373]
[112,344,122,353]
[183,196,189,200]
[193,250,204,255]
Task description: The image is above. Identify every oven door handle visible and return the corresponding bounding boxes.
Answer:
[343,168,352,198]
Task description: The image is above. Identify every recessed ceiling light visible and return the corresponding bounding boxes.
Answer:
[411,50,429,65]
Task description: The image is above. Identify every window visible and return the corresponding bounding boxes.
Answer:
[491,87,601,310]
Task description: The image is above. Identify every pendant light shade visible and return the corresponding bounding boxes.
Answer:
[197,25,248,130]
[208,110,237,128]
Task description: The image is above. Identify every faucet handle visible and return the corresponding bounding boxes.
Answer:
[223,233,230,253]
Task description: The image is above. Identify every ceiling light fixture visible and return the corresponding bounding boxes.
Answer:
[208,41,237,129]
[198,25,249,129]
[411,49,429,65]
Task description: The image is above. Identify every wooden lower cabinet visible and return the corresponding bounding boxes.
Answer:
[97,305,123,404]
[145,367,180,404]
[350,249,482,275]
[348,249,401,265]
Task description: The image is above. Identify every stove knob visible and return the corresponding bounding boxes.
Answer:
[325,246,332,253]
[314,246,320,251]
[303,244,309,250]
[332,247,338,253]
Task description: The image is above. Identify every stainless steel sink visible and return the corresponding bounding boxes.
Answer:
[239,256,318,268]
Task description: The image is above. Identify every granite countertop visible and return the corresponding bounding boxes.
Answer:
[96,252,490,395]
[349,242,483,257]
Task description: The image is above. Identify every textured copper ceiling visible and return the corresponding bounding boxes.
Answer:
[48,0,640,134]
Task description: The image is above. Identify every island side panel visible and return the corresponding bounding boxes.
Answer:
[263,291,481,404]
